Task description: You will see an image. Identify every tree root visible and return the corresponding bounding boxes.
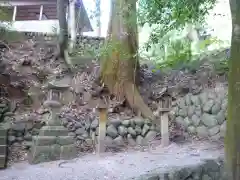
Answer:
[124,81,155,121]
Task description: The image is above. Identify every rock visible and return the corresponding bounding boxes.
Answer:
[178,107,188,117]
[127,127,137,137]
[199,92,208,104]
[109,119,122,127]
[106,124,118,138]
[201,113,218,128]
[91,119,99,129]
[121,120,130,127]
[24,133,32,141]
[187,126,196,134]
[75,127,86,135]
[130,119,135,127]
[208,92,217,99]
[22,140,32,149]
[192,114,201,126]
[197,126,208,137]
[211,103,221,114]
[16,136,23,141]
[118,125,128,136]
[185,94,191,106]
[8,135,16,142]
[61,118,68,126]
[144,131,157,142]
[135,125,142,135]
[216,110,225,124]
[141,124,150,136]
[175,116,185,127]
[177,98,186,108]
[221,99,227,110]
[183,117,191,127]
[136,135,144,145]
[203,100,214,112]
[210,133,221,141]
[187,106,195,117]
[105,136,113,146]
[74,122,82,129]
[202,174,212,180]
[113,136,125,146]
[190,95,200,105]
[144,119,152,126]
[127,134,136,146]
[208,125,220,136]
[220,121,226,137]
[133,118,145,127]
[11,122,25,131]
[195,105,202,116]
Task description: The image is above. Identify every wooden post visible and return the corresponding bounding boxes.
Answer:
[12,6,17,21]
[158,92,172,147]
[161,113,169,146]
[97,108,107,154]
[39,5,43,20]
[69,0,76,50]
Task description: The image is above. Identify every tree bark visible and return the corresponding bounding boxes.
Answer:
[57,0,72,72]
[225,0,240,179]
[100,0,154,120]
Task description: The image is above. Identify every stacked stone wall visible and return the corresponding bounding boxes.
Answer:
[171,89,227,140]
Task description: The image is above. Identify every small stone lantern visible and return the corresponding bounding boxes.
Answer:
[43,78,70,126]
[159,92,172,147]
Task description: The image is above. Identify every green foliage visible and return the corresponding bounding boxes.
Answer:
[137,0,217,51]
[149,37,192,70]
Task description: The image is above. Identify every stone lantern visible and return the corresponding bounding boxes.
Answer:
[28,77,77,164]
[159,92,172,147]
[43,79,70,126]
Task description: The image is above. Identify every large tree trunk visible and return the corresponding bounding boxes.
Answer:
[225,0,240,179]
[100,0,154,120]
[57,0,72,72]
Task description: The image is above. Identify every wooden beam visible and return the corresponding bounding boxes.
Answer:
[39,5,43,20]
[12,6,17,21]
[0,1,56,6]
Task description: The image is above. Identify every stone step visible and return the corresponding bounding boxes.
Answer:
[0,145,7,155]
[0,136,7,145]
[32,136,75,146]
[28,144,77,164]
[39,126,69,136]
[0,155,7,169]
[0,128,8,136]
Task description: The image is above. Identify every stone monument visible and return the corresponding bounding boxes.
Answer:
[28,77,77,164]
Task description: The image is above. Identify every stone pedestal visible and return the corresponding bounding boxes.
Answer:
[28,126,77,164]
[0,127,8,169]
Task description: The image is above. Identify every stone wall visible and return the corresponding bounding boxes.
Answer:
[22,32,105,55]
[4,116,160,151]
[131,158,228,180]
[171,88,227,140]
[61,117,159,147]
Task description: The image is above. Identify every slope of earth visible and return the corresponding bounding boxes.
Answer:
[0,141,224,180]
[0,36,229,165]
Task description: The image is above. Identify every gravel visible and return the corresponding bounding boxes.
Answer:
[0,141,224,180]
